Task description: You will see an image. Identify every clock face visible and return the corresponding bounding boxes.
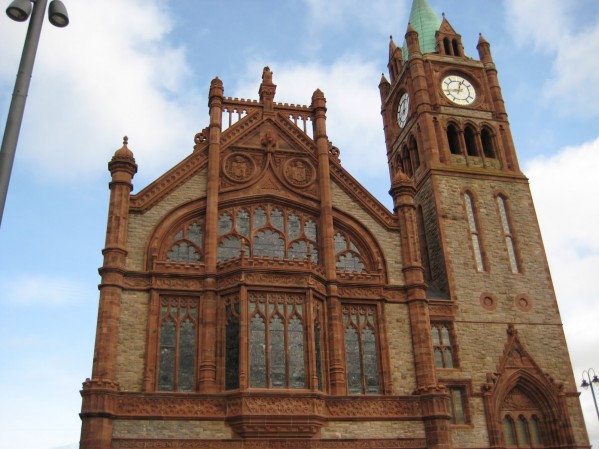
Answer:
[397,92,410,128]
[441,75,476,105]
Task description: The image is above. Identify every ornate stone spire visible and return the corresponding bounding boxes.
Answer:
[402,0,441,59]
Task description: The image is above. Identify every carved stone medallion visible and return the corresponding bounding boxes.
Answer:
[284,158,315,187]
[223,153,255,183]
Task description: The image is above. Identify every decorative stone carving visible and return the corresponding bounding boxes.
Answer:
[326,397,421,418]
[338,286,382,299]
[116,396,226,418]
[153,277,203,290]
[223,153,255,183]
[284,158,315,187]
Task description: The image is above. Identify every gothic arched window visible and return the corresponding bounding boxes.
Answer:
[447,124,461,155]
[157,296,199,391]
[431,322,455,368]
[249,293,306,389]
[464,192,485,271]
[481,127,496,158]
[217,205,319,263]
[497,195,520,273]
[443,37,451,55]
[166,220,204,263]
[410,136,420,169]
[464,126,478,156]
[334,231,367,273]
[343,304,381,394]
[452,39,460,56]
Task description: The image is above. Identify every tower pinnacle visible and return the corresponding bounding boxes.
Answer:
[402,0,441,58]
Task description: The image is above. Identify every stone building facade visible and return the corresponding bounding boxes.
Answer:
[79,1,591,448]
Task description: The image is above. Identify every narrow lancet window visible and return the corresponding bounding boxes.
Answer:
[464,192,485,271]
[497,196,519,273]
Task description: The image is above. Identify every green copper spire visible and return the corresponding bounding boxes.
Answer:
[403,0,441,58]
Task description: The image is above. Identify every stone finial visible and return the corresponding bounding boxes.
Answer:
[114,135,134,159]
[259,66,277,107]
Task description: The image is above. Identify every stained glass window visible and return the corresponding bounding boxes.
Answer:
[225,296,240,390]
[166,220,204,263]
[157,297,199,391]
[343,304,380,394]
[249,293,306,389]
[216,205,319,263]
[334,231,367,273]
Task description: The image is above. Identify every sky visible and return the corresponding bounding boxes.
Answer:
[0,0,598,448]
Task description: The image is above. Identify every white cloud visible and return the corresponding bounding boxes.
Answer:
[0,274,85,306]
[0,0,203,184]
[505,0,599,115]
[525,137,599,445]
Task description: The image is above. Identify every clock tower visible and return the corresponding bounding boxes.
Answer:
[380,0,588,447]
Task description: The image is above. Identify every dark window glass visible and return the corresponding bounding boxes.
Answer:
[218,213,233,236]
[236,209,250,237]
[250,314,266,388]
[158,319,176,391]
[225,299,240,390]
[503,416,517,446]
[449,387,466,424]
[253,207,267,229]
[343,305,380,394]
[443,37,451,55]
[157,297,198,392]
[253,229,285,258]
[447,124,461,155]
[166,220,204,263]
[271,208,284,232]
[452,39,460,56]
[517,416,530,446]
[530,416,543,446]
[249,293,306,389]
[287,214,301,240]
[465,126,478,156]
[481,128,495,158]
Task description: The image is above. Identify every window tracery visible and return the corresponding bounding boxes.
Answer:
[432,323,455,368]
[343,304,380,394]
[334,231,367,273]
[217,205,319,263]
[249,292,307,389]
[166,220,205,263]
[157,296,199,391]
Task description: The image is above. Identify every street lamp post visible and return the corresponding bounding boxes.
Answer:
[0,0,69,227]
[581,368,599,420]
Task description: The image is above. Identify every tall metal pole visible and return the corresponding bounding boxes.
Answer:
[0,0,48,227]
[582,368,599,420]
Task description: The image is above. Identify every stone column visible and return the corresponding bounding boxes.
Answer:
[311,89,346,395]
[80,138,137,449]
[199,77,224,393]
[390,171,452,449]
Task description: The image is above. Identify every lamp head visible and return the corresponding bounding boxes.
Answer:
[592,375,599,384]
[581,379,590,390]
[6,0,32,22]
[48,0,68,27]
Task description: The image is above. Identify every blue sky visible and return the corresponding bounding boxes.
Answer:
[0,1,598,448]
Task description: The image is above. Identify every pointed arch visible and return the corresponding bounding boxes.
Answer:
[483,327,577,449]
[446,123,462,155]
